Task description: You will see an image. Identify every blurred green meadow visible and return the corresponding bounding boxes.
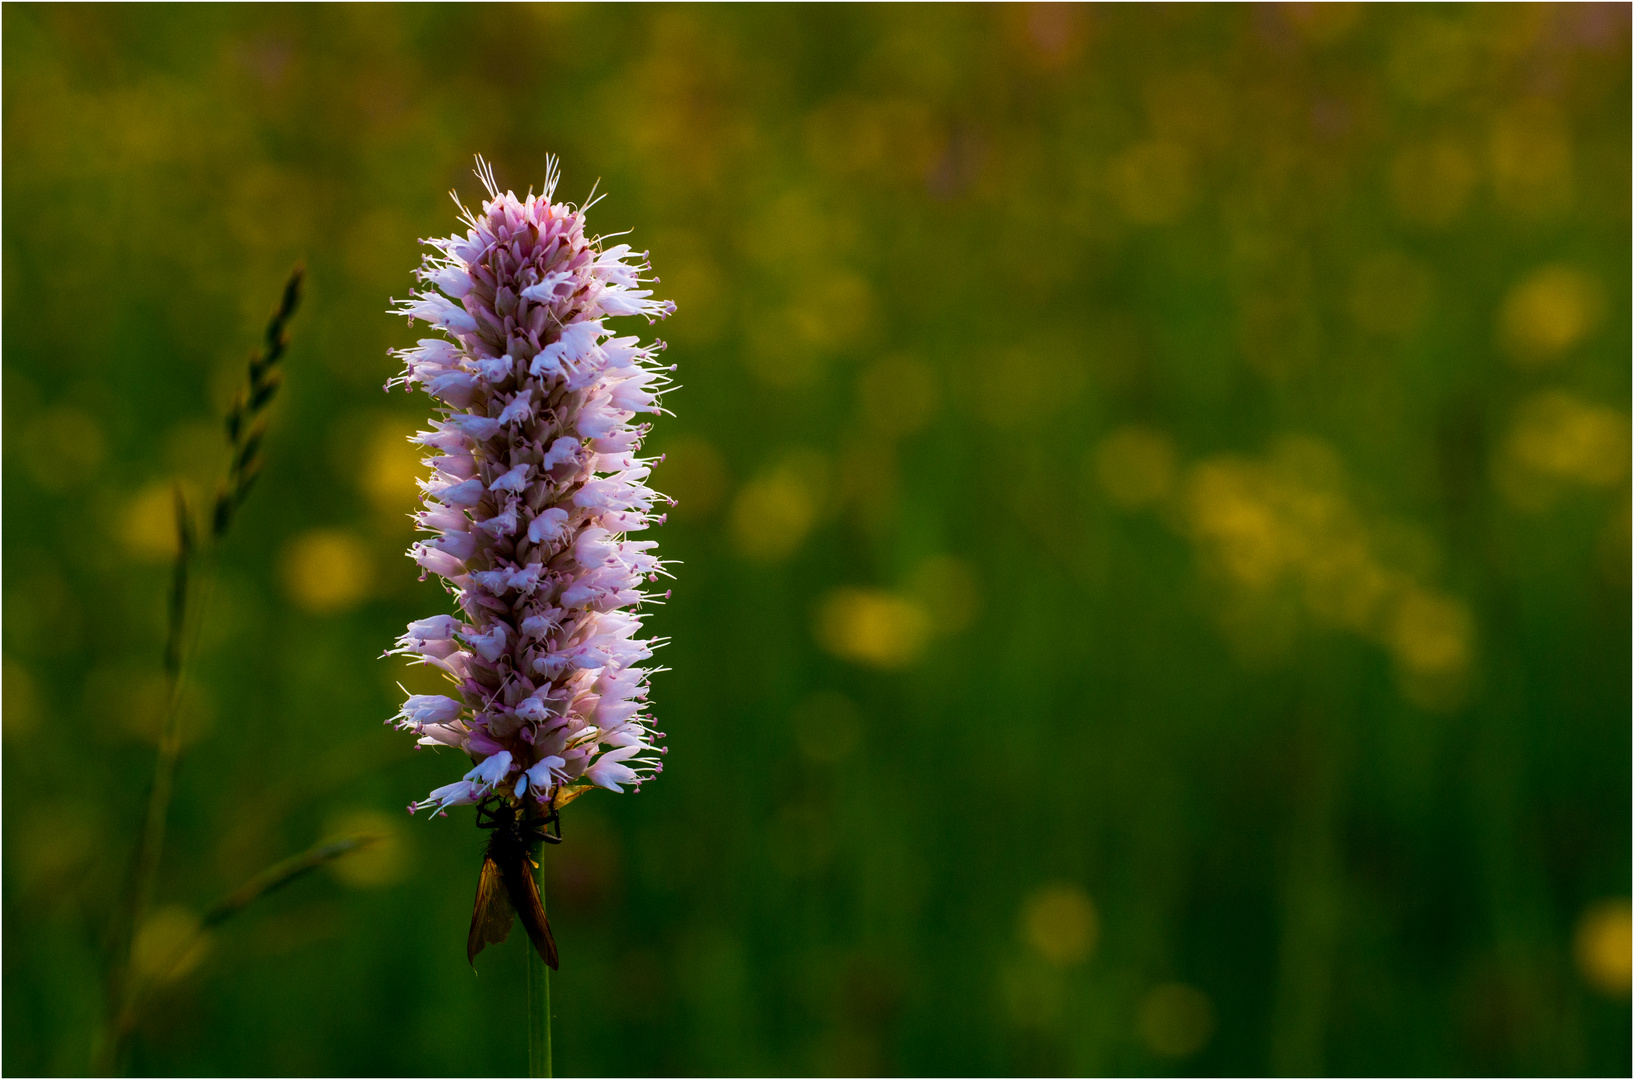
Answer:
[3,3,1630,1075]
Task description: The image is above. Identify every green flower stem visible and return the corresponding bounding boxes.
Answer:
[526,860,552,1078]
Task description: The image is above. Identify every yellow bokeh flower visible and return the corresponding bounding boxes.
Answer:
[281,529,373,614]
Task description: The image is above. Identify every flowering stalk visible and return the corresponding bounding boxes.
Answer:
[386,156,672,995]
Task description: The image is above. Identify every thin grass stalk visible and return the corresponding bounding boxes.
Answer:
[201,834,379,930]
[97,512,214,1075]
[127,544,213,933]
[104,834,378,1060]
[98,268,302,1075]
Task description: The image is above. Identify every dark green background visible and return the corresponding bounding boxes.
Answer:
[4,4,1629,1075]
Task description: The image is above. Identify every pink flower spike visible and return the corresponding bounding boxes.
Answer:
[386,155,674,820]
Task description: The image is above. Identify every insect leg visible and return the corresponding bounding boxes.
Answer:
[526,808,562,846]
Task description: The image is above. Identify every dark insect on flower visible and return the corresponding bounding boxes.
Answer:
[469,796,560,969]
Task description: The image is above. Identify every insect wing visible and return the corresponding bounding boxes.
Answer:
[467,854,516,966]
[501,852,559,970]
